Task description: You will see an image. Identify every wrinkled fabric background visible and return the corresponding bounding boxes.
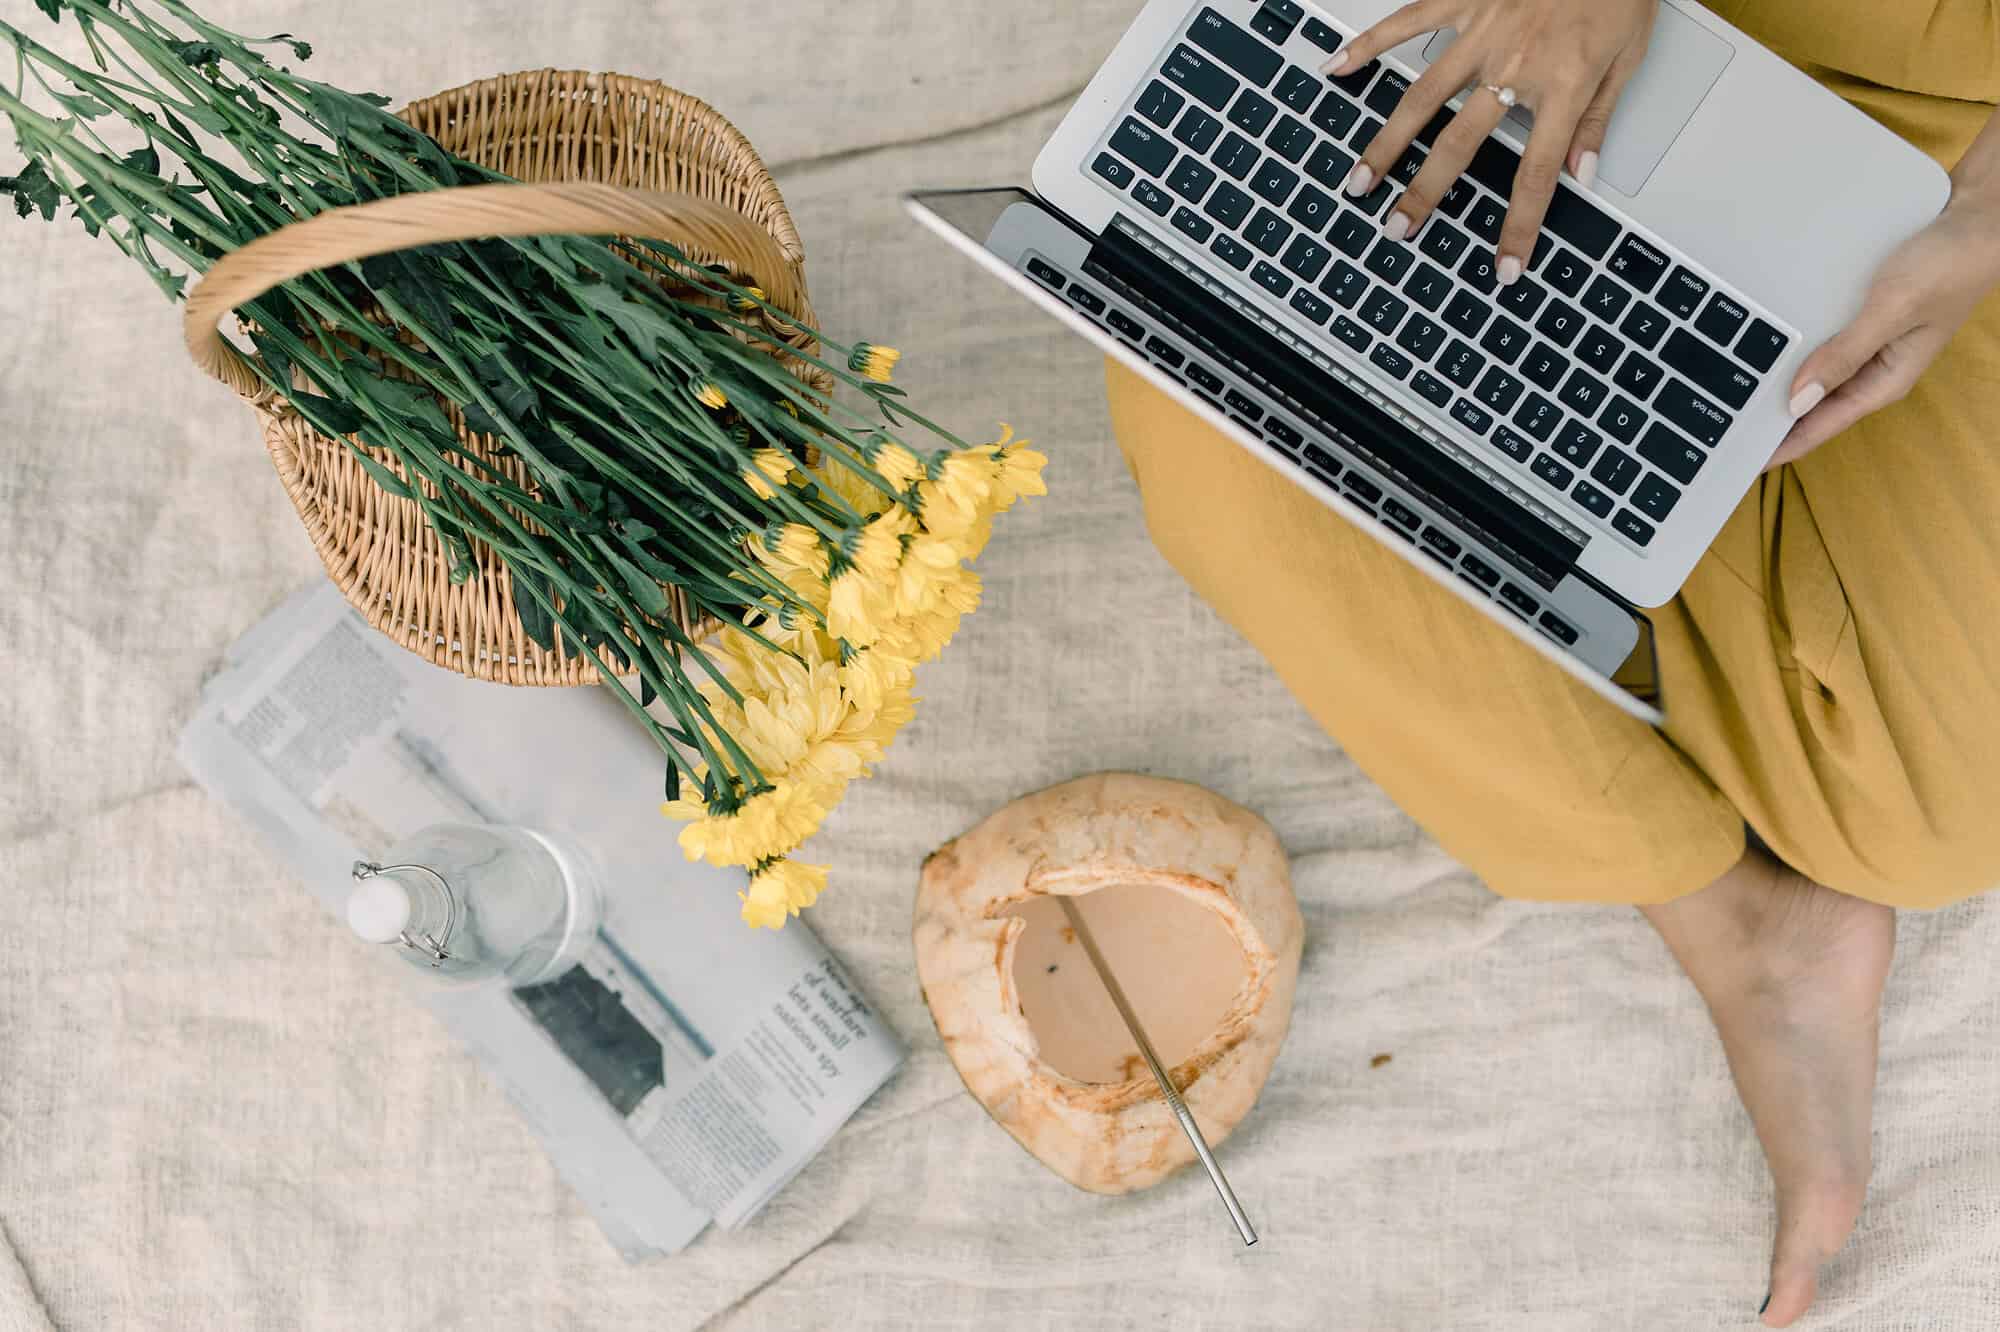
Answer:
[2,3,1996,1328]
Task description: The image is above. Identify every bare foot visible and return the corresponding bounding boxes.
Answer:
[1640,848,1894,1328]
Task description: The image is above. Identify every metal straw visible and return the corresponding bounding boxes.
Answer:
[1057,894,1258,1246]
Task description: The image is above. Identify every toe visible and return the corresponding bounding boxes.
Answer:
[1762,1175,1866,1326]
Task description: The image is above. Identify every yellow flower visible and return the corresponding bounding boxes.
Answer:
[813,459,893,520]
[730,285,767,311]
[748,522,828,579]
[915,451,993,537]
[846,508,913,584]
[743,448,796,500]
[695,381,728,410]
[838,645,911,715]
[665,779,839,868]
[827,567,891,647]
[740,859,827,929]
[848,342,902,383]
[869,440,926,493]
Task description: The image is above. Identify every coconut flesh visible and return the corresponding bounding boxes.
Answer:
[914,773,1302,1194]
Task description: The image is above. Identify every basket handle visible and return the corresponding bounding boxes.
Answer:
[183,180,812,398]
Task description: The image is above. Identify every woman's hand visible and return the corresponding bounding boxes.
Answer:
[1329,0,1657,283]
[1770,187,2000,467]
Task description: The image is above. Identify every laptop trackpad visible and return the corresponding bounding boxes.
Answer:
[1419,3,1731,196]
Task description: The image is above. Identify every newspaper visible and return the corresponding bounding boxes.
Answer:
[176,583,905,1260]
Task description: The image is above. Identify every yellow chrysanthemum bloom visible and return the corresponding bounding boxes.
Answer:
[742,448,796,500]
[869,440,926,493]
[740,859,828,929]
[695,381,728,410]
[845,508,913,584]
[748,522,828,580]
[848,342,902,383]
[827,567,892,647]
[915,451,993,537]
[729,285,767,312]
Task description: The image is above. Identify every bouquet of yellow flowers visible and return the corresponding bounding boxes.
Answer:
[1,0,1045,926]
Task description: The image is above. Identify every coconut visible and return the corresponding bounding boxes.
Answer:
[914,773,1301,1193]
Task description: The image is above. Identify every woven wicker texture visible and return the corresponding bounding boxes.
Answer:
[184,69,829,685]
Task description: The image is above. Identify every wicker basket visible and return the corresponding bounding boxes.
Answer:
[181,69,834,685]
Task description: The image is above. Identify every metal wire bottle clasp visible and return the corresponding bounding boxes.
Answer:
[350,860,459,966]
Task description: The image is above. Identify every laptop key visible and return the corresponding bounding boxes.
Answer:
[1659,265,1709,320]
[1436,178,1475,220]
[1331,58,1379,99]
[1251,260,1294,298]
[1287,183,1337,232]
[1252,158,1300,204]
[1266,415,1305,448]
[1304,140,1356,190]
[1466,195,1506,245]
[1302,16,1340,51]
[1275,66,1321,113]
[1611,352,1664,402]
[1516,394,1561,441]
[1350,116,1383,154]
[1289,286,1334,326]
[1165,44,1241,111]
[1633,473,1682,521]
[1369,343,1414,380]
[1439,339,1485,387]
[1389,147,1426,186]
[1694,292,1750,348]
[1223,387,1265,421]
[1106,309,1145,342]
[1405,263,1452,313]
[1303,443,1341,473]
[1397,314,1447,362]
[1027,257,1065,290]
[1553,420,1603,467]
[1542,248,1590,297]
[1211,233,1254,271]
[1171,205,1214,243]
[1213,131,1260,180]
[1344,472,1385,504]
[1534,298,1584,348]
[1352,176,1396,217]
[1144,334,1186,369]
[1132,179,1173,216]
[1542,186,1620,260]
[1600,395,1647,444]
[1450,397,1496,436]
[1612,509,1657,546]
[1576,324,1623,374]
[1282,234,1333,282]
[1174,106,1224,153]
[1205,181,1254,228]
[1476,366,1525,414]
[1364,238,1415,282]
[1737,319,1790,373]
[1185,13,1277,90]
[1638,423,1705,483]
[1092,153,1136,191]
[1500,583,1540,617]
[1411,368,1453,408]
[1360,287,1409,334]
[1138,80,1187,128]
[1557,368,1608,417]
[1246,206,1293,254]
[1591,446,1641,494]
[1489,425,1535,463]
[1459,246,1500,295]
[1168,157,1217,203]
[1250,0,1303,46]
[1068,287,1107,317]
[1461,554,1501,587]
[1479,315,1529,365]
[1187,362,1225,395]
[1111,118,1176,177]
[1331,315,1372,352]
[1269,114,1315,163]
[1530,452,1575,489]
[1367,70,1411,119]
[1382,497,1422,530]
[1520,345,1568,391]
[1570,478,1615,518]
[1418,219,1470,267]
[1230,89,1279,136]
[1421,527,1462,559]
[1538,611,1580,645]
[1323,259,1368,307]
[1326,208,1374,258]
[1442,292,1490,338]
[1498,278,1547,320]
[1621,301,1669,351]
[1581,274,1631,324]
[1607,234,1670,294]
[1661,329,1757,408]
[1310,87,1361,140]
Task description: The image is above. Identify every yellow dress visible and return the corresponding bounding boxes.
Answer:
[1105,0,2000,908]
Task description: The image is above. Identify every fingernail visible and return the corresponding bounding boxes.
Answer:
[1384,212,1410,242]
[1788,381,1825,418]
[1497,255,1522,287]
[1343,163,1374,196]
[1758,1291,1771,1316]
[1576,151,1598,190]
[1322,47,1352,75]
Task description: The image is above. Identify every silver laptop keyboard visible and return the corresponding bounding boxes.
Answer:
[1086,0,1794,552]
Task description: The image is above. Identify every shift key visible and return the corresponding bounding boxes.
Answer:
[1188,8,1283,88]
[1661,328,1758,409]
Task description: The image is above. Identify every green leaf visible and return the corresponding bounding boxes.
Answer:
[120,146,161,177]
[513,568,556,651]
[350,450,414,500]
[54,92,112,121]
[1,160,63,222]
[169,41,221,68]
[32,0,62,23]
[608,549,671,617]
[305,87,392,139]
[290,393,368,436]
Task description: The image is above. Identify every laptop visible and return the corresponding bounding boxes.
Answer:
[906,0,1948,723]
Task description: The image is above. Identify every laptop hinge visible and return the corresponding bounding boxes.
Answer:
[1087,220,1585,590]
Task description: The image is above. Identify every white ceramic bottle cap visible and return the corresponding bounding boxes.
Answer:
[346,875,412,944]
